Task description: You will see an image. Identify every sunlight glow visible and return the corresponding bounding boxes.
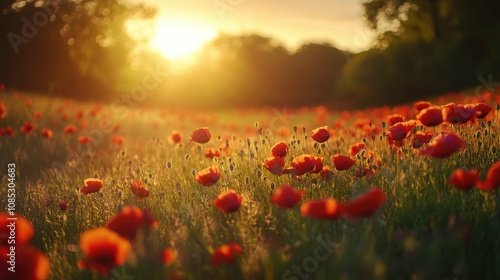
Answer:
[150,18,217,61]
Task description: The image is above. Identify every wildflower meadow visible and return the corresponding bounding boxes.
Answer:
[0,90,499,280]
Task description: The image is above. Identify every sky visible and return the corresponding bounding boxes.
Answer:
[127,0,375,59]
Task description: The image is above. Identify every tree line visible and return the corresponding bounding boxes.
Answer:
[1,0,499,109]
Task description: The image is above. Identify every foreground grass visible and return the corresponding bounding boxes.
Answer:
[0,91,499,279]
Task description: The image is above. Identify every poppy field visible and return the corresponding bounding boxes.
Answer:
[0,90,499,280]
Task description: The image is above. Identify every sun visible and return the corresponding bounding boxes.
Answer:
[150,18,217,61]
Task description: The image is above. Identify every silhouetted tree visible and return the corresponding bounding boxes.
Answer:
[290,43,346,106]
[159,34,348,108]
[338,0,500,108]
[0,0,155,100]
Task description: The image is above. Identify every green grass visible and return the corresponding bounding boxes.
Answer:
[0,91,499,280]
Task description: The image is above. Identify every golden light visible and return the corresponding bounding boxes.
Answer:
[150,18,217,61]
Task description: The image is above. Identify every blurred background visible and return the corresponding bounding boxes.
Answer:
[1,0,499,109]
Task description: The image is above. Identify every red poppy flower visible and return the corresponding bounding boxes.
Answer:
[300,198,340,220]
[467,103,492,119]
[79,227,131,275]
[78,135,92,144]
[442,103,476,124]
[190,127,211,143]
[292,154,322,176]
[0,213,34,246]
[349,142,365,157]
[271,184,304,208]
[416,106,443,127]
[170,130,182,144]
[58,201,68,211]
[447,169,479,191]
[161,248,176,265]
[0,102,7,119]
[387,114,405,126]
[211,243,242,267]
[270,141,288,157]
[111,135,126,146]
[0,245,50,280]
[90,105,101,117]
[130,180,150,200]
[386,132,404,148]
[388,120,416,141]
[33,111,42,119]
[40,128,53,139]
[196,166,220,186]
[477,161,500,191]
[386,121,415,147]
[214,190,242,213]
[20,122,35,135]
[81,178,103,194]
[340,188,385,220]
[311,126,330,143]
[332,155,356,171]
[414,101,431,111]
[74,109,84,121]
[412,131,434,148]
[0,126,15,137]
[419,132,466,158]
[263,156,285,175]
[205,148,221,158]
[107,206,144,240]
[64,124,77,134]
[311,156,324,174]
